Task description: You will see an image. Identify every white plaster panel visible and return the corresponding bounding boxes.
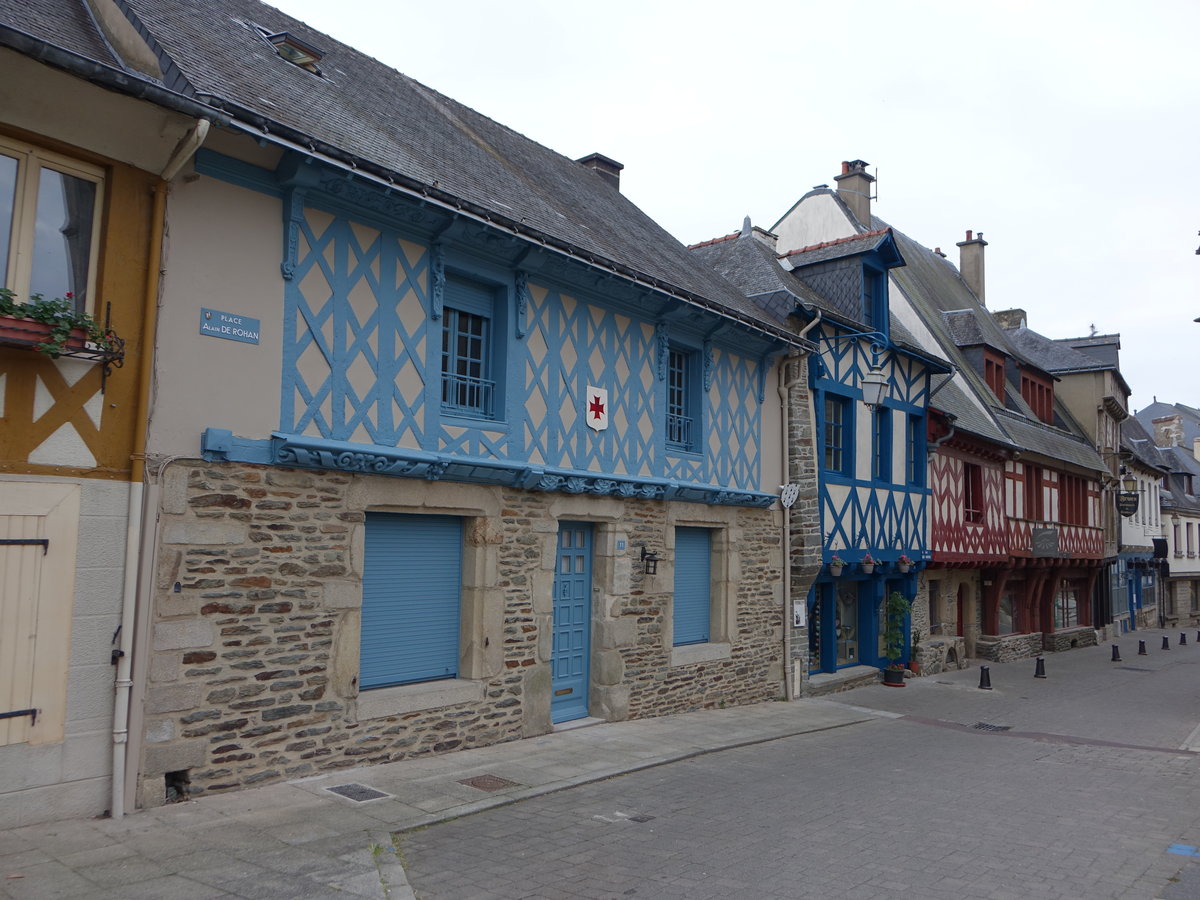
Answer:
[73,566,124,616]
[149,172,284,456]
[74,514,129,570]
[28,423,97,469]
[773,192,858,256]
[65,663,116,723]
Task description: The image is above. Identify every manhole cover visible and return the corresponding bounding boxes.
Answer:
[1117,666,1153,672]
[459,774,520,792]
[972,722,1012,732]
[326,783,390,802]
[628,815,656,823]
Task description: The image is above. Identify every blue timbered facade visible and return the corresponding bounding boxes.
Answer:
[785,232,948,676]
[66,0,815,804]
[690,221,948,685]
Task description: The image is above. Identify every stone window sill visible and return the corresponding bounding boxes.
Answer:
[356,678,483,720]
[670,642,731,667]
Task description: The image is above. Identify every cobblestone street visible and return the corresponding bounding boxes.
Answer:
[399,638,1200,900]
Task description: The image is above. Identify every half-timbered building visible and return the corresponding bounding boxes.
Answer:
[692,217,950,693]
[3,0,822,810]
[0,0,219,824]
[770,161,1109,668]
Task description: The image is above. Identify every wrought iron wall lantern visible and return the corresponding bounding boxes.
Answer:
[815,328,891,410]
[1116,465,1139,518]
[639,545,660,575]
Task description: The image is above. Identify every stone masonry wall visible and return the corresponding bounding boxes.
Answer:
[138,461,783,805]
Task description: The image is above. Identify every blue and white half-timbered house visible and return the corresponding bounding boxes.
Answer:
[694,206,949,690]
[50,0,814,806]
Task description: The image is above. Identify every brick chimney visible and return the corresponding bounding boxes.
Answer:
[1152,415,1185,447]
[834,159,875,227]
[576,153,623,191]
[956,230,988,305]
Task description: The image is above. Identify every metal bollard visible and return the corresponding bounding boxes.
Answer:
[978,665,992,690]
[1111,644,1122,662]
[1034,657,1047,678]
[1138,640,1147,656]
[1163,635,1171,650]
[1181,632,1188,646]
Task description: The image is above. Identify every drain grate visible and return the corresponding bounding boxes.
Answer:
[972,722,1012,732]
[326,783,390,802]
[1117,666,1153,673]
[459,774,521,792]
[628,815,656,823]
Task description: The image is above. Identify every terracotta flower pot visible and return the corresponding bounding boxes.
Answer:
[0,316,88,352]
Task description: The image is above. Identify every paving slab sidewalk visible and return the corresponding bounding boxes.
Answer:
[0,698,874,900]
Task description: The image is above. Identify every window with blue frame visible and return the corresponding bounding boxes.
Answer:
[824,394,853,476]
[361,513,462,687]
[872,408,892,482]
[906,413,925,486]
[673,527,712,645]
[441,275,497,419]
[859,266,888,333]
[666,346,699,452]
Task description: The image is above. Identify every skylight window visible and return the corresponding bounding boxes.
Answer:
[264,31,324,72]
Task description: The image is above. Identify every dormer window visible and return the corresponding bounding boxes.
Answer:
[983,349,1006,404]
[265,31,324,72]
[862,266,886,328]
[1020,369,1053,424]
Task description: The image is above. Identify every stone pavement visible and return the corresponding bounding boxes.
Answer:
[396,628,1200,900]
[3,628,1197,899]
[0,696,874,899]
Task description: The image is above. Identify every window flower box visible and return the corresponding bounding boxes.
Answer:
[0,290,123,367]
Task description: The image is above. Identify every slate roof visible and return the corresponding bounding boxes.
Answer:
[1135,402,1200,447]
[1060,334,1121,368]
[1003,327,1108,374]
[688,229,947,369]
[868,217,1103,470]
[0,0,794,341]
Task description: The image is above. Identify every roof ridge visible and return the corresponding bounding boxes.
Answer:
[687,232,740,251]
[778,227,891,259]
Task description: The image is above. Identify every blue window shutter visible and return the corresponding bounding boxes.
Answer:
[673,527,712,645]
[361,513,462,688]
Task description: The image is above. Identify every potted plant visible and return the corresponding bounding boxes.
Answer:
[860,552,876,575]
[881,590,911,687]
[0,289,120,359]
[909,628,922,674]
[896,553,913,574]
[828,553,846,577]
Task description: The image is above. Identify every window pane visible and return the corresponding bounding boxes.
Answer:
[30,167,96,311]
[0,154,16,287]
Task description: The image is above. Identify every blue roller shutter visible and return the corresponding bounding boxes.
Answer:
[361,513,462,688]
[673,527,712,646]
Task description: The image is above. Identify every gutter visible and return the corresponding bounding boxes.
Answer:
[111,118,211,817]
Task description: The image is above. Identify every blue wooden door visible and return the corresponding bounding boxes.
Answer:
[552,522,592,723]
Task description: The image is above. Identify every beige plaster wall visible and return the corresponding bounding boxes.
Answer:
[773,192,857,256]
[149,172,284,455]
[0,49,193,175]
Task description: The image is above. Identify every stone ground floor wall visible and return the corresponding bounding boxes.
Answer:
[974,632,1044,663]
[913,568,981,671]
[136,461,784,806]
[1042,625,1098,653]
[1163,579,1200,628]
[0,476,130,827]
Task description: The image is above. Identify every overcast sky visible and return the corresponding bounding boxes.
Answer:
[271,0,1198,414]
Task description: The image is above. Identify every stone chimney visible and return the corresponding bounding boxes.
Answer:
[1152,415,1184,447]
[834,159,875,227]
[576,153,623,191]
[992,308,1027,330]
[1194,436,1200,462]
[956,230,988,304]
